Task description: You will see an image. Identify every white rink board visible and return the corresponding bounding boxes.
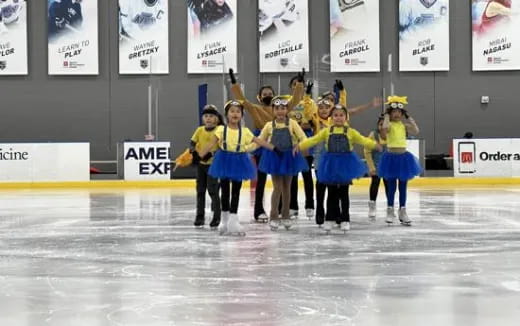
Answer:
[453,138,520,177]
[0,143,90,182]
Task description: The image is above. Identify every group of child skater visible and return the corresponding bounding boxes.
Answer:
[178,69,422,235]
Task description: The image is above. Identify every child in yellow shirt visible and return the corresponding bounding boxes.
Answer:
[258,97,308,230]
[298,104,381,233]
[364,114,388,220]
[378,96,422,226]
[200,101,275,236]
[189,105,224,229]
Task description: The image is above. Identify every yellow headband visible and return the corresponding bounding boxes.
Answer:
[385,96,408,105]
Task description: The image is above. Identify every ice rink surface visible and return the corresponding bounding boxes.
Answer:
[1,185,520,325]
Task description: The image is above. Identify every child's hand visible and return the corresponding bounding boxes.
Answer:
[191,151,201,164]
[201,152,213,161]
[375,144,383,152]
[292,145,300,156]
[372,97,382,108]
[273,146,283,157]
[297,68,305,82]
[305,81,313,95]
[229,68,237,84]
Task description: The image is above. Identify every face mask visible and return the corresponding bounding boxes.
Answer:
[261,96,273,106]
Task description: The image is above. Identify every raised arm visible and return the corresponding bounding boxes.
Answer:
[364,132,376,174]
[348,97,382,117]
[199,135,219,158]
[404,113,420,136]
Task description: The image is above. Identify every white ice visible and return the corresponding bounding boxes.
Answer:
[1,185,520,325]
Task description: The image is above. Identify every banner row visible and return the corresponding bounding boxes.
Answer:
[1,0,518,75]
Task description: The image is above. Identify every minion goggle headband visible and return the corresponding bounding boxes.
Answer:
[224,100,243,110]
[389,102,405,109]
[317,99,332,107]
[272,98,289,106]
[332,104,348,114]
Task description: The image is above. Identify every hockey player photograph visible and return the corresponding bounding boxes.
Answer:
[258,0,309,72]
[330,0,366,38]
[48,0,98,75]
[472,0,514,36]
[0,0,27,75]
[187,0,233,36]
[0,0,25,35]
[119,0,169,74]
[329,0,380,72]
[399,0,450,71]
[472,0,520,70]
[48,0,83,42]
[186,0,237,73]
[399,0,449,41]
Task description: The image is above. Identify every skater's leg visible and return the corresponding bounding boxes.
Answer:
[270,176,283,220]
[386,178,397,208]
[207,172,221,227]
[195,165,207,226]
[302,156,315,210]
[385,178,397,223]
[339,185,350,223]
[290,172,299,212]
[230,180,242,214]
[315,181,326,225]
[398,179,408,208]
[254,167,267,219]
[220,178,231,213]
[281,176,292,219]
[369,175,381,202]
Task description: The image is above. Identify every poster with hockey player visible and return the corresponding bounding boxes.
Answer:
[48,0,99,75]
[258,0,309,73]
[119,0,169,74]
[330,0,380,72]
[472,0,520,71]
[0,0,28,75]
[399,0,450,71]
[187,0,237,74]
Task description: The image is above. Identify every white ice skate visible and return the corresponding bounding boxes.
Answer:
[305,209,314,219]
[368,201,376,219]
[255,213,269,224]
[386,207,396,224]
[269,219,280,231]
[340,222,350,233]
[218,212,229,235]
[282,219,293,230]
[290,209,298,219]
[324,221,334,234]
[226,214,246,236]
[399,208,412,226]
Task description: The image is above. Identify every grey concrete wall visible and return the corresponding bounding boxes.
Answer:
[1,0,519,177]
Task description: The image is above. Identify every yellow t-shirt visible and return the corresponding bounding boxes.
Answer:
[387,121,407,148]
[259,119,307,145]
[214,125,255,153]
[299,126,376,152]
[191,126,219,165]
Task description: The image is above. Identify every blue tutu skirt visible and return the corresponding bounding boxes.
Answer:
[316,152,367,185]
[209,150,256,181]
[259,149,309,176]
[377,151,422,180]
